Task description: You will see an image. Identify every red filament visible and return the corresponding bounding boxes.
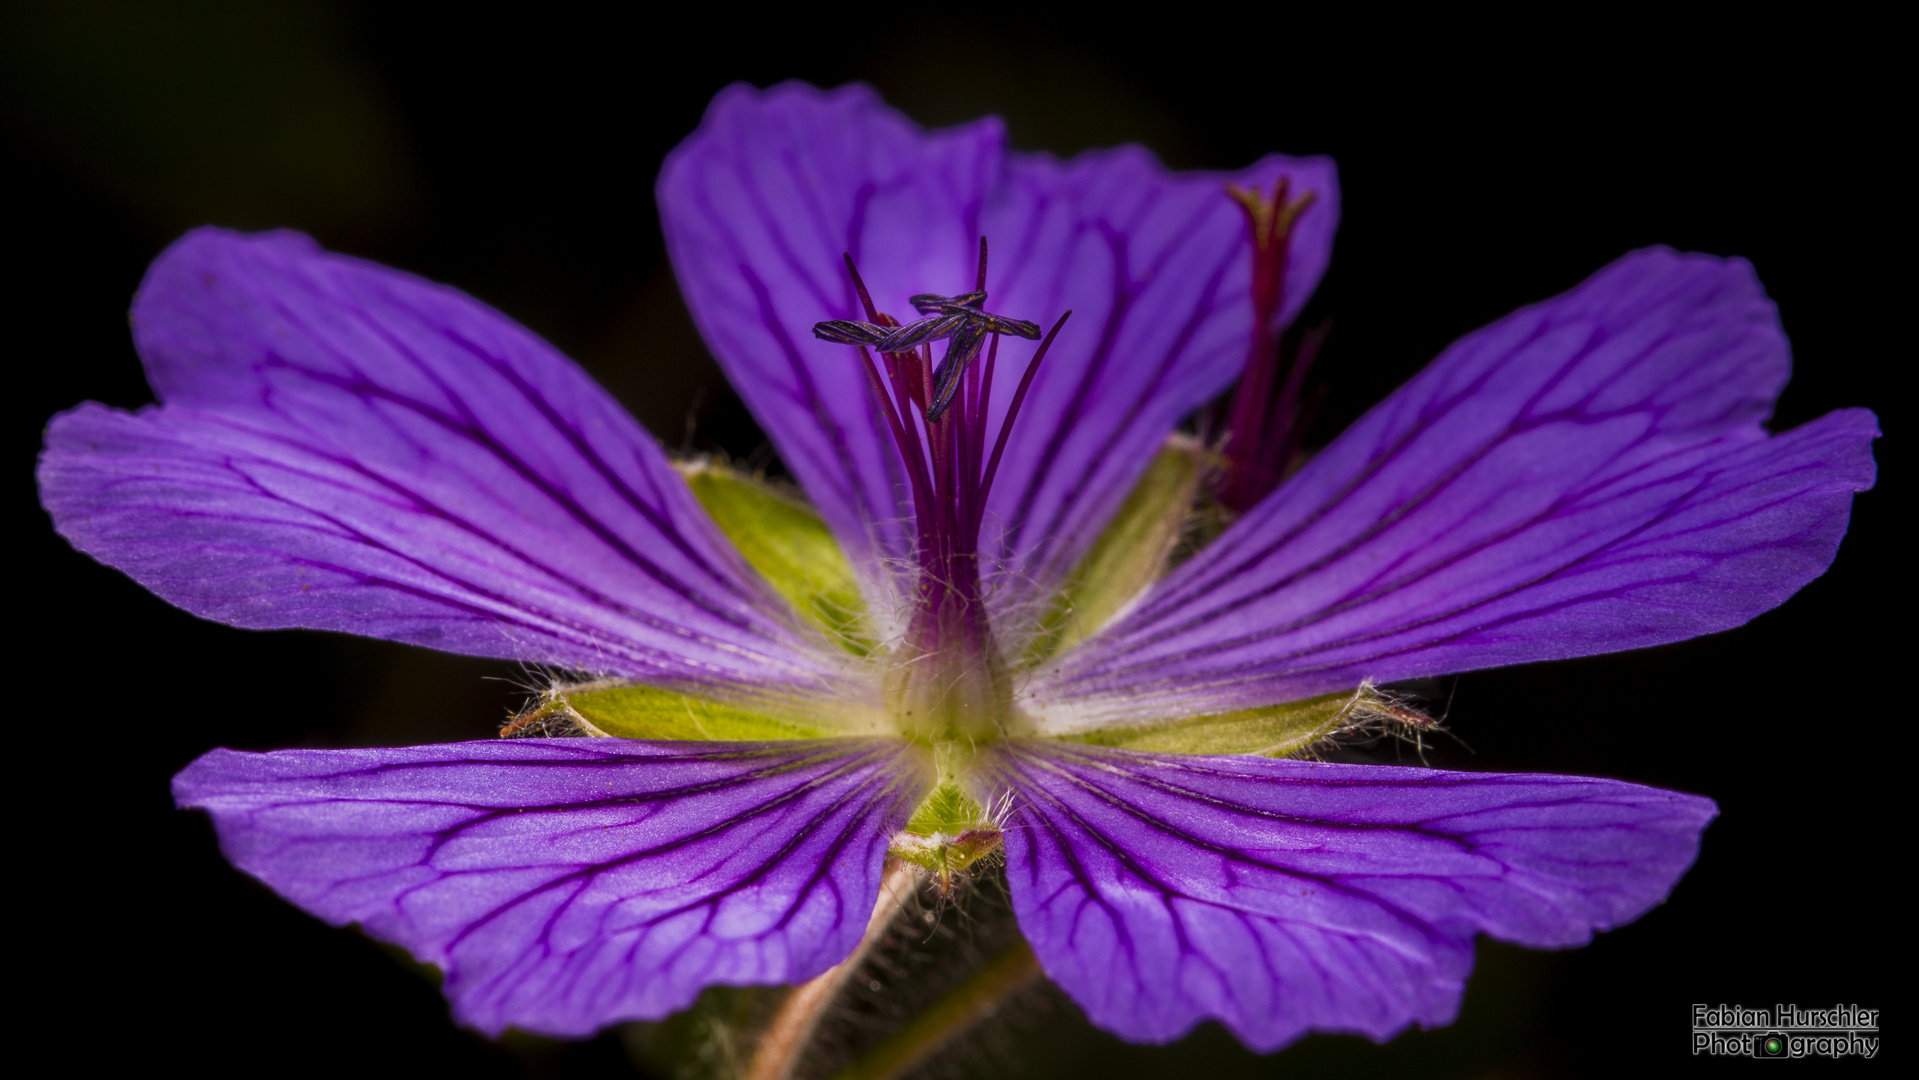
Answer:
[837,240,1070,658]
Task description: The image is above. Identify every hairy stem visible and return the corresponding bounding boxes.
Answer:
[827,941,1044,1080]
[743,861,919,1080]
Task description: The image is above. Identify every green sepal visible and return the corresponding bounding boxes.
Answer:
[680,461,876,656]
[893,778,1001,894]
[1056,690,1359,757]
[1024,436,1200,662]
[904,780,989,838]
[562,683,833,741]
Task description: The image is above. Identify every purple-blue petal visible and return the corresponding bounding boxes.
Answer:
[983,742,1714,1050]
[1032,248,1878,724]
[657,82,1338,641]
[38,228,857,698]
[174,738,928,1036]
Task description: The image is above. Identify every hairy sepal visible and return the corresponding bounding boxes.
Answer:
[1051,690,1362,756]
[891,779,1004,895]
[679,461,876,656]
[550,681,881,741]
[1024,436,1200,662]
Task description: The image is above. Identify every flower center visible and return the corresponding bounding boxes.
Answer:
[813,239,1069,744]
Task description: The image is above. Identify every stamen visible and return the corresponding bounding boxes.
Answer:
[977,312,1071,521]
[814,320,889,347]
[843,252,881,323]
[883,338,937,543]
[854,342,934,537]
[817,242,1037,426]
[959,337,985,535]
[812,240,1067,738]
[971,334,996,518]
[925,321,986,422]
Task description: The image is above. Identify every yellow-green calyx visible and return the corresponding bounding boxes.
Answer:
[890,775,1003,897]
[527,682,837,741]
[1056,689,1362,757]
[1025,436,1201,662]
[678,462,875,656]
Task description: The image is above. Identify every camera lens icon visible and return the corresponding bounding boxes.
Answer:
[1755,1032,1788,1057]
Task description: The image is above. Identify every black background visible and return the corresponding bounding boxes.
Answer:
[5,5,1898,1077]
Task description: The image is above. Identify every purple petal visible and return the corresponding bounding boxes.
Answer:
[174,737,928,1036]
[38,228,857,698]
[658,82,1338,638]
[984,741,1713,1049]
[1032,249,1878,724]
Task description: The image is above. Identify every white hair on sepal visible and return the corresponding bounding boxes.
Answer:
[979,784,1017,833]
[1293,677,1460,765]
[496,662,603,738]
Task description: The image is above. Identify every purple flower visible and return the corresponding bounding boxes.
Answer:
[38,83,1876,1051]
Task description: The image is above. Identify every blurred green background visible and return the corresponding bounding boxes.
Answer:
[6,3,1898,1077]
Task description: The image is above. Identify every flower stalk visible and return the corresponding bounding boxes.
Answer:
[743,860,921,1080]
[827,941,1043,1080]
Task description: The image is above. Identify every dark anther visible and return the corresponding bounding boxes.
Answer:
[811,284,1041,423]
[910,290,987,313]
[812,320,892,347]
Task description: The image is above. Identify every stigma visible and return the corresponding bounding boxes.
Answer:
[812,239,1069,744]
[1218,178,1325,512]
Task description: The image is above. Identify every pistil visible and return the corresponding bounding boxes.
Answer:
[815,240,1068,743]
[1218,178,1325,512]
